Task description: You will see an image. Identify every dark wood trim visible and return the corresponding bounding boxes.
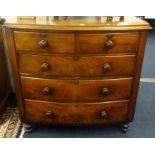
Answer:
[5,28,25,121]
[127,31,148,121]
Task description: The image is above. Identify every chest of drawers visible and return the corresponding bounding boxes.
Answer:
[4,16,151,133]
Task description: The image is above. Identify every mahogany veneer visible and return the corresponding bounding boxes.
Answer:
[3,16,151,132]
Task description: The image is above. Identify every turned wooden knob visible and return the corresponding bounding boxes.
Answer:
[38,39,48,48]
[120,16,124,21]
[100,110,108,119]
[106,16,113,21]
[42,87,52,95]
[45,111,55,118]
[41,62,50,71]
[101,88,110,96]
[103,63,111,72]
[105,40,114,49]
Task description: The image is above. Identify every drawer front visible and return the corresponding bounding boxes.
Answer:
[14,31,75,53]
[19,54,136,77]
[25,99,129,125]
[21,77,132,102]
[78,33,139,54]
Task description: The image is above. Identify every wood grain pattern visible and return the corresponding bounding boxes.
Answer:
[25,99,129,125]
[78,33,139,53]
[19,54,136,77]
[3,16,151,129]
[21,77,132,102]
[14,31,75,53]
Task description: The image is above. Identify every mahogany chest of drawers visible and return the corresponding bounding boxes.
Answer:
[4,16,151,132]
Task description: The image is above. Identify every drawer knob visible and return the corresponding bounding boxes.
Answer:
[100,110,108,119]
[101,88,110,96]
[38,39,48,48]
[120,16,124,21]
[105,40,114,49]
[45,110,55,118]
[41,62,50,71]
[106,16,113,22]
[42,87,52,95]
[103,63,111,72]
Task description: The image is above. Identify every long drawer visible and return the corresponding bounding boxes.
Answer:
[14,31,75,53]
[19,54,136,77]
[25,99,129,125]
[78,32,139,54]
[21,77,132,102]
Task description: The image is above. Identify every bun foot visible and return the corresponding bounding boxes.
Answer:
[121,123,130,133]
[24,123,32,133]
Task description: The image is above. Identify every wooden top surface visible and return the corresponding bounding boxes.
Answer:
[3,16,151,31]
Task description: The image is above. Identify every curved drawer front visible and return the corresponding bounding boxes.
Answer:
[14,31,75,53]
[19,54,136,77]
[78,32,139,53]
[25,99,129,125]
[21,77,132,102]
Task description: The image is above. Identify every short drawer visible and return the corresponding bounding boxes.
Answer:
[25,99,129,125]
[78,32,139,54]
[14,31,75,53]
[19,54,136,77]
[21,77,132,102]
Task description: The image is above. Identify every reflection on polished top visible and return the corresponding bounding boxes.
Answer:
[4,16,151,30]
